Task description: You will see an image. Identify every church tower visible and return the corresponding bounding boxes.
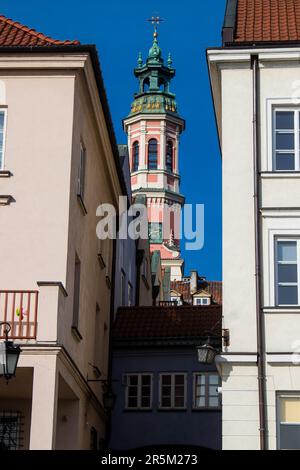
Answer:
[123,25,185,281]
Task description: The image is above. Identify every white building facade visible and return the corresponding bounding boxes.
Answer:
[208,0,300,451]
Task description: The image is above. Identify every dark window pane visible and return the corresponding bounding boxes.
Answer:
[161,397,171,407]
[276,111,294,130]
[148,139,158,169]
[276,133,294,150]
[175,375,184,385]
[128,386,138,397]
[276,153,295,171]
[141,375,151,386]
[162,386,171,397]
[280,424,300,450]
[175,386,184,397]
[174,396,185,408]
[278,264,298,283]
[278,286,298,305]
[129,376,138,386]
[161,375,171,386]
[128,397,138,408]
[141,397,150,408]
[133,142,139,172]
[277,242,297,262]
[166,141,173,172]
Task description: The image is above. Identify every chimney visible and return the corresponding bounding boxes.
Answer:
[190,270,198,295]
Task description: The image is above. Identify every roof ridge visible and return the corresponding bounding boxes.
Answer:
[0,13,80,45]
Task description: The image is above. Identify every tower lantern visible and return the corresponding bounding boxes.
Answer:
[123,22,186,281]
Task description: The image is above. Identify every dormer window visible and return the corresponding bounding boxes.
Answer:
[166,141,173,173]
[148,139,158,170]
[194,297,211,306]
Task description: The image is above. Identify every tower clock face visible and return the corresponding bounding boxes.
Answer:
[149,223,163,244]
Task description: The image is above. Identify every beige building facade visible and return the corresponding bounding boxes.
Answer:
[208,1,300,450]
[0,18,126,449]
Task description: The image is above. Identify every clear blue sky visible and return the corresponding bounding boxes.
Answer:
[1,0,225,281]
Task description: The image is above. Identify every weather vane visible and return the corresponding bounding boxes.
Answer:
[146,16,165,39]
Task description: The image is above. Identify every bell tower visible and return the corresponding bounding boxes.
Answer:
[123,23,185,281]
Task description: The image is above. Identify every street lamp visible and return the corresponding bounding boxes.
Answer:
[196,330,230,366]
[0,322,21,382]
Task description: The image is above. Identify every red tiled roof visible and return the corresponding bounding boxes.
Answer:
[235,0,300,43]
[0,14,80,46]
[171,280,223,305]
[113,305,222,339]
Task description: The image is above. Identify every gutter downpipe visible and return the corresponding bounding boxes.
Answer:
[251,54,267,451]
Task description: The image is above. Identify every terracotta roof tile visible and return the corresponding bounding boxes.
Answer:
[0,14,79,47]
[171,280,223,305]
[235,0,300,42]
[113,305,222,340]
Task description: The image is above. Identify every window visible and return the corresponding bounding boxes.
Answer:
[72,254,81,331]
[194,374,221,409]
[0,110,7,169]
[132,141,139,172]
[125,374,153,410]
[159,374,186,410]
[142,256,148,279]
[121,270,126,306]
[128,282,133,307]
[149,222,163,244]
[77,142,86,201]
[275,239,300,306]
[166,141,173,173]
[148,139,158,170]
[0,411,23,450]
[273,109,300,171]
[194,297,211,306]
[278,394,300,449]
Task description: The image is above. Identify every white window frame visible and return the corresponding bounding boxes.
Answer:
[276,392,300,450]
[274,237,300,307]
[159,373,187,410]
[124,373,153,411]
[194,297,211,306]
[272,107,300,172]
[0,108,7,170]
[193,373,221,410]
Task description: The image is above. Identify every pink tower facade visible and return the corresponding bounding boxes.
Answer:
[123,30,185,281]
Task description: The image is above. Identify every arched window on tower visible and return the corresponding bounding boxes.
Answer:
[132,141,139,172]
[148,139,158,170]
[166,141,173,173]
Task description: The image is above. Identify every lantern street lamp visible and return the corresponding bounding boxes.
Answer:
[196,329,230,366]
[0,322,21,382]
[196,341,219,365]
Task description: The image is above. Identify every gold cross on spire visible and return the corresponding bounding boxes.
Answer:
[146,16,164,40]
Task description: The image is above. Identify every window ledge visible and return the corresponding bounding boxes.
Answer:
[0,170,12,178]
[261,172,300,179]
[71,325,83,342]
[158,408,187,412]
[192,407,222,412]
[77,195,87,215]
[0,195,13,205]
[264,307,300,314]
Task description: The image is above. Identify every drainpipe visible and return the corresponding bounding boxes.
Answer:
[251,54,267,450]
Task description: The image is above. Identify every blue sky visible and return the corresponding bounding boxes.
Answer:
[1,0,225,281]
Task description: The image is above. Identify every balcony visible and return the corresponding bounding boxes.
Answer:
[0,290,39,339]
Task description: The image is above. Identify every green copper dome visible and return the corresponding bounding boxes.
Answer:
[127,30,181,118]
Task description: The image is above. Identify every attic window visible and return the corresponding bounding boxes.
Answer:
[194,297,211,306]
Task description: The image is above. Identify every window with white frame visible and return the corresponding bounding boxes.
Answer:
[273,109,300,171]
[194,297,211,306]
[125,374,152,410]
[159,374,186,410]
[278,394,300,450]
[275,239,300,306]
[0,110,7,169]
[194,374,221,409]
